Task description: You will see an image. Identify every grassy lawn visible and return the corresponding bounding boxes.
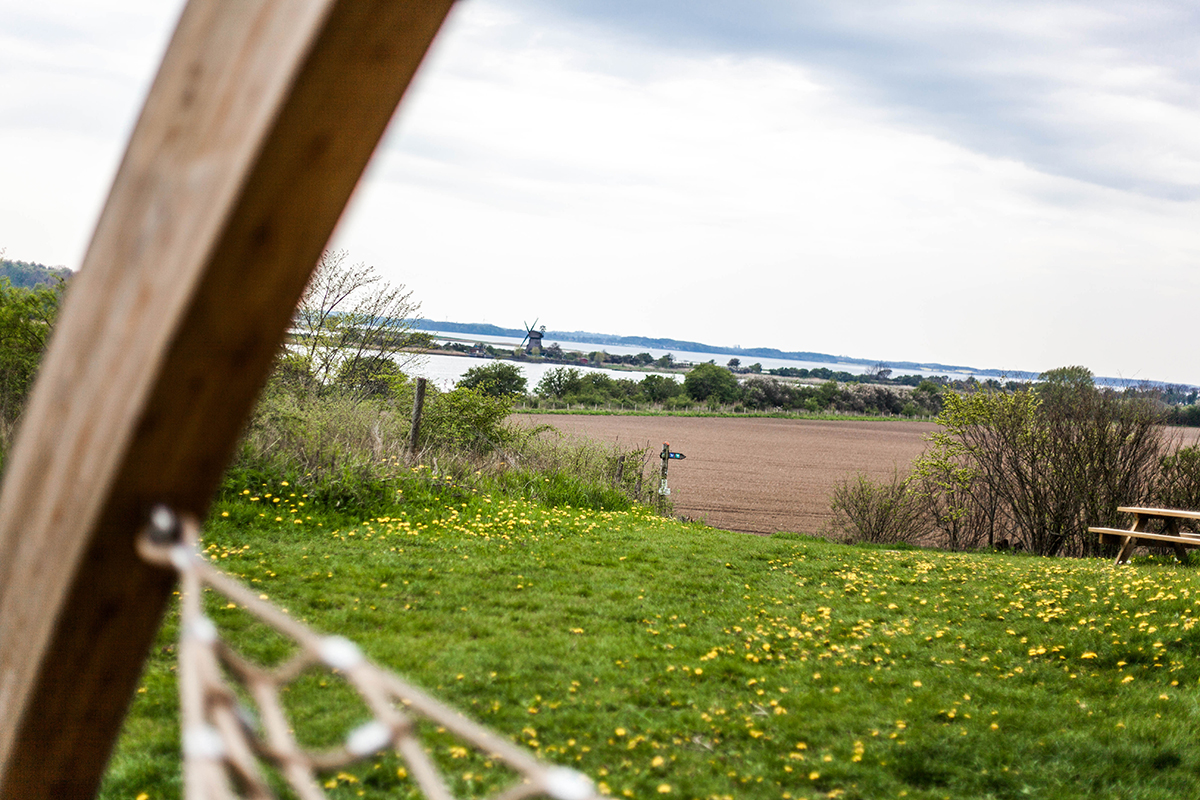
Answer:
[102,475,1200,800]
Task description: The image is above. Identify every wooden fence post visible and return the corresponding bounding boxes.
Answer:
[409,376,427,457]
[658,441,671,514]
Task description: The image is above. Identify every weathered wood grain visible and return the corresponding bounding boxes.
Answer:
[0,1,453,796]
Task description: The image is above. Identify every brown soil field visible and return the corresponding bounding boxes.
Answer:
[516,414,938,536]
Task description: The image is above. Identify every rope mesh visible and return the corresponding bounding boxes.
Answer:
[137,508,598,800]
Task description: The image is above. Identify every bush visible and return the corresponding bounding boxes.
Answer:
[0,277,63,451]
[913,368,1168,556]
[457,362,527,397]
[1155,446,1200,511]
[829,471,927,545]
[536,367,585,398]
[684,363,740,403]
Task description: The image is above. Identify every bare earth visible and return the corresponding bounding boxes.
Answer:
[517,415,938,536]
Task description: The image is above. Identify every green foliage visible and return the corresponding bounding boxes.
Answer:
[418,386,516,453]
[0,256,71,289]
[639,373,683,402]
[683,362,739,402]
[535,367,584,398]
[0,277,63,454]
[457,361,527,397]
[334,355,405,399]
[913,374,1168,556]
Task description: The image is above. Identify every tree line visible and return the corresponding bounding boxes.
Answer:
[458,360,958,417]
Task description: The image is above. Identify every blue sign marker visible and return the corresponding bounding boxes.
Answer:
[668,452,686,460]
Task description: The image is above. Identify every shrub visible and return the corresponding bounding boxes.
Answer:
[683,363,740,403]
[1155,446,1200,511]
[913,368,1168,556]
[457,362,528,397]
[828,471,927,545]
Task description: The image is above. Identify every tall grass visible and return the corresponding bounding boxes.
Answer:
[227,377,659,515]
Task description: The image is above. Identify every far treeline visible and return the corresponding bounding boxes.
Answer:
[456,358,1200,423]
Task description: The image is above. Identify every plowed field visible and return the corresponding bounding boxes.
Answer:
[516,414,938,535]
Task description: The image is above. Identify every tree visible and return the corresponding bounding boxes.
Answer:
[727,358,741,369]
[293,250,428,396]
[640,373,682,403]
[0,277,64,437]
[914,373,1166,556]
[684,362,740,403]
[536,367,584,398]
[458,362,528,397]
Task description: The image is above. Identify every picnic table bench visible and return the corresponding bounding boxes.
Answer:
[1089,506,1200,565]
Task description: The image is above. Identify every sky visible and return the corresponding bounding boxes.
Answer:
[2,2,1199,384]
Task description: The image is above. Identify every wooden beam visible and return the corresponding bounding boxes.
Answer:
[0,1,454,796]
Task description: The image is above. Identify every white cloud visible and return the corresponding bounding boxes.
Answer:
[0,0,183,265]
[3,0,1199,382]
[336,2,1200,381]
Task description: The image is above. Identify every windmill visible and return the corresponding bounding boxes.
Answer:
[521,319,545,355]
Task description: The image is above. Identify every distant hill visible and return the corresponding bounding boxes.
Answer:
[414,319,1041,381]
[1,258,72,289]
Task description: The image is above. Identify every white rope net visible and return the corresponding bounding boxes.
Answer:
[137,507,599,800]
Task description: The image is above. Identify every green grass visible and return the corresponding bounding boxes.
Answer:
[102,476,1200,800]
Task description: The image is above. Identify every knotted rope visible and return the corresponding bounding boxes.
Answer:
[138,507,598,800]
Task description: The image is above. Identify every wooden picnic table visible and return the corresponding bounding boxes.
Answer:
[1089,506,1200,565]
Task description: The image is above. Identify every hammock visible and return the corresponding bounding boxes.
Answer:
[138,506,598,800]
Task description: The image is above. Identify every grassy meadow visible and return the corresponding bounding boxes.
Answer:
[102,470,1200,800]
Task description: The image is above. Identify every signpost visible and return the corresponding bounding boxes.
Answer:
[658,442,686,513]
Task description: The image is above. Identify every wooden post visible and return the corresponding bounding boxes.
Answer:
[0,2,454,797]
[409,376,427,457]
[657,441,671,514]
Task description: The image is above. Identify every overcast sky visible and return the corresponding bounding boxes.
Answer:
[3,1,1199,383]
